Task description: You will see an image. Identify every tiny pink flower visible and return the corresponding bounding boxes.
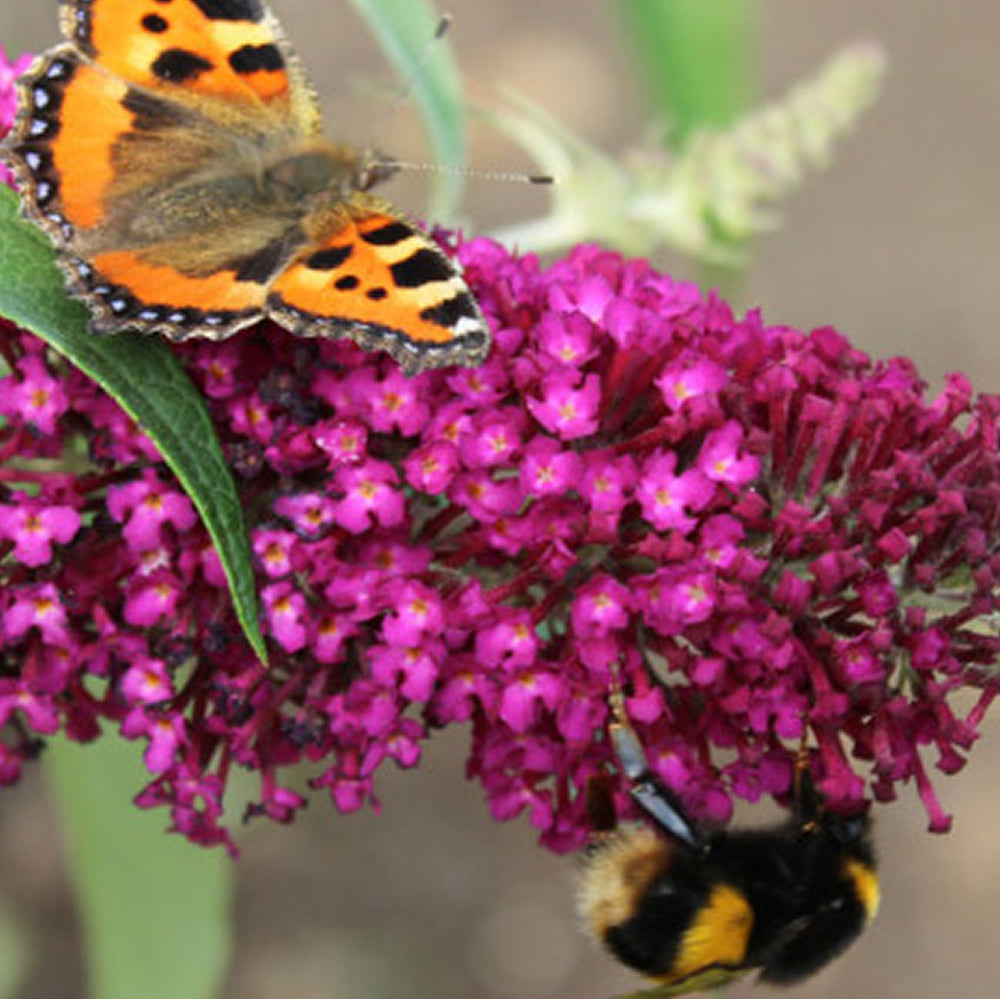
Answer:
[635,451,713,533]
[107,472,198,552]
[475,613,539,670]
[275,492,337,539]
[656,356,727,412]
[0,500,80,567]
[3,583,71,645]
[699,421,761,488]
[522,438,583,496]
[121,658,175,705]
[343,368,429,436]
[572,575,632,638]
[403,440,459,494]
[381,582,444,647]
[499,670,565,732]
[123,572,182,627]
[536,313,597,367]
[263,582,309,653]
[314,420,368,467]
[122,711,186,773]
[253,529,299,578]
[460,410,525,468]
[581,454,636,514]
[0,682,61,733]
[527,373,601,440]
[0,354,70,435]
[331,459,404,533]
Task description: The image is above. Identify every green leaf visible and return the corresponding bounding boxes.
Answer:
[347,0,466,220]
[0,891,29,997]
[0,184,266,664]
[609,0,759,145]
[45,735,234,998]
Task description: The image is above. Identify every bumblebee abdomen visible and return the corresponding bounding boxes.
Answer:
[579,828,755,987]
[758,849,879,983]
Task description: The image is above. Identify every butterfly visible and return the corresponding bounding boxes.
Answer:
[2,0,491,374]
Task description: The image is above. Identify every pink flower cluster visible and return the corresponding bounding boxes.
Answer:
[3,55,999,851]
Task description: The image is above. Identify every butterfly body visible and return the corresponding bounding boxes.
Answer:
[4,0,490,373]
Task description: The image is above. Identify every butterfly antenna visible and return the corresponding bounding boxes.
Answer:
[364,14,555,188]
[374,158,554,187]
[366,13,454,157]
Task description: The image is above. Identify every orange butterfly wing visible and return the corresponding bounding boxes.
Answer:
[269,211,490,374]
[60,0,319,125]
[5,0,320,337]
[4,0,491,370]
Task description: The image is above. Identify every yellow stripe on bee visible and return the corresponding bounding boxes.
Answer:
[670,882,753,982]
[844,858,880,920]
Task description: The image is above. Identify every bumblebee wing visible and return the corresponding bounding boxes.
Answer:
[610,719,702,851]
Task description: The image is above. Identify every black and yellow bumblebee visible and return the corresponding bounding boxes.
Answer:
[578,696,880,995]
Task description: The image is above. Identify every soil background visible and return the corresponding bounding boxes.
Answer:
[1,1,999,996]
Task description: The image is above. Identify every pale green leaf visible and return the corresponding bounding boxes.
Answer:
[46,736,234,998]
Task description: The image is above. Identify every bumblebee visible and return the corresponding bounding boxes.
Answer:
[578,700,879,995]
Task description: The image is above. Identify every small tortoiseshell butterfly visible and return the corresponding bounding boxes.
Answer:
[3,0,490,374]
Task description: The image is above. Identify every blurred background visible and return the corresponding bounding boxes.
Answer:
[1,0,1000,996]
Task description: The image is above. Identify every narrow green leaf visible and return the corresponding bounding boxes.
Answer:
[0,184,266,664]
[347,0,466,220]
[610,0,759,145]
[45,735,234,998]
[0,890,29,997]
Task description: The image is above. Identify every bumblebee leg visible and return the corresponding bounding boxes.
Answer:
[791,731,823,829]
[584,772,619,836]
